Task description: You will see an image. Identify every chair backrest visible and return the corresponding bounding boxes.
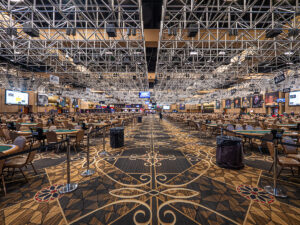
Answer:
[266,141,275,159]
[0,152,5,175]
[74,125,81,129]
[46,131,58,143]
[49,126,57,131]
[245,125,254,130]
[88,126,93,134]
[282,136,298,154]
[9,131,19,142]
[254,126,262,130]
[13,136,27,152]
[76,130,85,142]
[261,133,274,150]
[67,124,75,129]
[235,124,244,130]
[25,150,37,165]
[201,124,207,131]
[2,128,11,141]
[226,124,234,131]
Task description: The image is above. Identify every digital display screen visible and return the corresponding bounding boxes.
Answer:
[234,98,241,108]
[37,94,48,106]
[252,95,263,108]
[289,91,300,106]
[215,100,220,109]
[265,92,279,107]
[242,97,251,108]
[5,90,29,105]
[163,105,170,110]
[179,104,185,110]
[225,99,231,109]
[139,91,150,98]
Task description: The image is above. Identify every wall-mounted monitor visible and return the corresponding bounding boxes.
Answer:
[252,95,263,108]
[139,91,150,98]
[5,90,29,105]
[289,91,300,106]
[225,99,231,109]
[242,97,251,108]
[163,105,170,110]
[234,98,241,108]
[215,100,220,109]
[179,104,185,110]
[37,94,48,106]
[265,92,279,107]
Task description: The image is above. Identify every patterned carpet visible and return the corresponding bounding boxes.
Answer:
[0,115,300,224]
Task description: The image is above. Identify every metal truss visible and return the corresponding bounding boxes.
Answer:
[0,0,148,102]
[155,0,300,104]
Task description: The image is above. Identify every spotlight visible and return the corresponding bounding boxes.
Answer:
[106,23,117,37]
[132,28,136,36]
[22,22,39,37]
[66,28,76,36]
[284,51,294,56]
[127,28,131,36]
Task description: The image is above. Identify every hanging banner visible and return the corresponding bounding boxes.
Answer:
[50,75,59,84]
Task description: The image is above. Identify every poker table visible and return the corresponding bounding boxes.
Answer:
[276,124,297,128]
[88,122,108,127]
[17,129,79,136]
[0,144,19,155]
[206,124,229,127]
[233,130,299,137]
[19,123,38,126]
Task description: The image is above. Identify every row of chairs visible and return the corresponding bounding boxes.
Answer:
[0,136,39,195]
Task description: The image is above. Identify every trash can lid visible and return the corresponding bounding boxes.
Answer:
[110,127,124,131]
[216,136,242,145]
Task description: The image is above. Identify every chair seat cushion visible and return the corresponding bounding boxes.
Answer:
[278,156,300,166]
[5,157,26,167]
[287,154,300,161]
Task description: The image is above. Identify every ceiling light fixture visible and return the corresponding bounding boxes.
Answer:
[284,51,294,56]
[219,51,226,55]
[190,51,198,55]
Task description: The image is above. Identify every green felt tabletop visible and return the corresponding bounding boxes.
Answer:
[20,129,77,133]
[54,129,77,132]
[235,130,270,134]
[0,146,12,152]
[20,123,38,125]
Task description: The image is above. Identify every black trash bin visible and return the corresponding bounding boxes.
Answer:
[137,116,142,123]
[216,136,244,169]
[110,127,124,148]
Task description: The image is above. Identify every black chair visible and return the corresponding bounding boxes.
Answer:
[7,122,16,131]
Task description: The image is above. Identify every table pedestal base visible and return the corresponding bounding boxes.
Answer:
[264,186,287,198]
[59,183,78,194]
[81,169,95,177]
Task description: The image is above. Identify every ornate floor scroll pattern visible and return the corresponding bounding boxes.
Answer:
[0,115,300,224]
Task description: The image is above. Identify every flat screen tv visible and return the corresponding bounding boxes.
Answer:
[163,105,170,110]
[37,94,48,106]
[139,91,150,98]
[242,97,251,108]
[265,92,279,107]
[215,100,220,109]
[179,104,185,110]
[252,95,263,108]
[289,91,300,106]
[225,99,231,109]
[234,98,241,108]
[5,90,29,105]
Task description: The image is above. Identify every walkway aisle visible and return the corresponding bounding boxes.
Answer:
[0,116,299,224]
